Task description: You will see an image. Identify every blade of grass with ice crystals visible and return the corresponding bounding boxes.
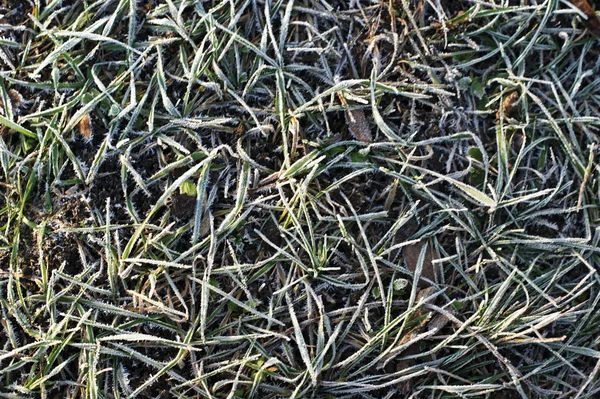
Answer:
[264,0,282,66]
[216,161,250,235]
[192,161,211,244]
[28,15,109,78]
[525,88,585,176]
[25,354,78,390]
[119,152,150,196]
[286,292,318,386]
[190,276,284,327]
[84,132,109,185]
[0,115,36,139]
[120,147,220,270]
[407,161,497,209]
[53,30,142,56]
[293,79,368,114]
[370,69,405,143]
[278,0,295,54]
[276,69,290,167]
[209,17,278,68]
[155,47,180,117]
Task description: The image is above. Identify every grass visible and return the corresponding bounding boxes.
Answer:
[1,0,600,398]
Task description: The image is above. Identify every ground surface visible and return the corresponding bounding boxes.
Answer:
[1,0,600,398]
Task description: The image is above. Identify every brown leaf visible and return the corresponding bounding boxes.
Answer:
[0,89,25,110]
[403,240,437,287]
[8,89,24,108]
[345,108,373,143]
[78,113,93,140]
[571,0,600,38]
[337,91,373,143]
[496,91,519,120]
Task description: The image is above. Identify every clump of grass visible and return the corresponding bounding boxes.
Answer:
[1,0,600,398]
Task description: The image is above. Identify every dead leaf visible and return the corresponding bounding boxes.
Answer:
[571,0,600,38]
[337,92,373,143]
[496,91,519,120]
[78,113,93,140]
[345,108,373,143]
[404,240,437,287]
[0,89,25,111]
